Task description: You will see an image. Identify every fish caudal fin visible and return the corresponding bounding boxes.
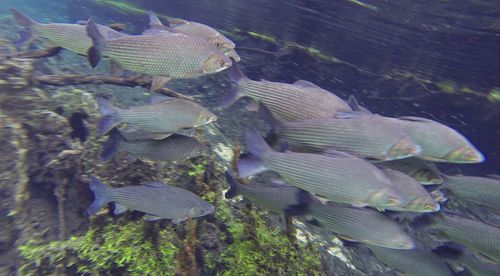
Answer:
[10,9,37,48]
[85,18,104,68]
[87,177,111,215]
[99,128,123,160]
[224,171,241,198]
[95,97,120,136]
[237,128,271,177]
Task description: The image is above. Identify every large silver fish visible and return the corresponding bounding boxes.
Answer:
[387,116,484,163]
[238,129,406,209]
[260,105,421,161]
[223,64,352,121]
[11,9,125,55]
[224,172,311,215]
[380,157,443,185]
[100,129,206,162]
[381,168,440,212]
[146,10,240,62]
[87,177,214,223]
[441,174,500,211]
[428,214,500,263]
[86,18,232,90]
[308,200,414,249]
[367,245,452,276]
[95,96,217,137]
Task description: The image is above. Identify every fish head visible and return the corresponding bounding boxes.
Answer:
[195,109,218,126]
[209,35,236,50]
[223,48,241,62]
[188,201,215,218]
[407,197,441,213]
[444,146,485,163]
[411,169,443,184]
[368,188,406,208]
[387,137,421,160]
[202,53,232,74]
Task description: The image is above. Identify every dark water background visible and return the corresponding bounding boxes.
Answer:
[1,0,499,174]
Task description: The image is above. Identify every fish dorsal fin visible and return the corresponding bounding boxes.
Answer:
[293,80,321,89]
[151,76,171,91]
[148,10,165,28]
[167,18,189,26]
[145,182,169,189]
[398,116,435,123]
[150,95,176,104]
[486,174,500,180]
[347,95,373,115]
[322,149,355,158]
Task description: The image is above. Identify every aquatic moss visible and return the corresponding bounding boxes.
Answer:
[19,220,178,275]
[216,201,322,275]
[436,81,457,93]
[487,88,500,103]
[247,31,277,43]
[90,0,147,15]
[188,160,207,177]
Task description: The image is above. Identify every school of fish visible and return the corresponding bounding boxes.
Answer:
[10,7,500,276]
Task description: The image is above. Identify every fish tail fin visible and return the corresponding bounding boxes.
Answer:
[284,189,313,216]
[87,177,111,215]
[257,103,284,132]
[224,171,241,198]
[10,9,37,48]
[148,10,166,27]
[238,128,271,177]
[227,62,248,83]
[221,86,242,108]
[86,18,104,68]
[99,128,123,160]
[96,97,120,136]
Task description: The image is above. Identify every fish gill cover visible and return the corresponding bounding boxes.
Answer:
[0,0,498,275]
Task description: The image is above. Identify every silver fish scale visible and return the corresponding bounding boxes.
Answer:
[116,100,206,133]
[262,151,391,205]
[122,136,203,161]
[173,22,220,41]
[35,23,91,55]
[389,118,471,160]
[100,33,220,77]
[310,202,410,248]
[434,215,500,263]
[281,115,407,158]
[443,175,500,210]
[110,185,204,219]
[368,246,453,276]
[240,79,351,121]
[237,183,302,214]
[382,168,435,209]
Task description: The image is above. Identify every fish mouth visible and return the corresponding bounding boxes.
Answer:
[387,137,421,160]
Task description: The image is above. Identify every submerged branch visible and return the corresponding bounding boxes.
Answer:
[14,46,63,59]
[32,74,194,100]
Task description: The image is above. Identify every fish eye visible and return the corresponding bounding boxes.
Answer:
[215,42,222,48]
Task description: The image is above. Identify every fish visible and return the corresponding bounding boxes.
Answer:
[381,168,440,212]
[380,157,443,185]
[387,116,484,163]
[441,174,500,211]
[223,64,352,121]
[425,214,500,264]
[367,245,453,276]
[434,245,500,276]
[259,104,421,161]
[87,177,214,223]
[85,18,232,90]
[95,96,217,137]
[224,171,312,215]
[10,9,126,54]
[100,129,206,162]
[308,200,414,249]
[146,10,240,62]
[238,128,407,209]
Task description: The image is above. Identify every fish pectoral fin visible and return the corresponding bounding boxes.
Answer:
[150,76,171,91]
[293,80,321,89]
[110,60,124,77]
[171,217,187,224]
[152,133,173,140]
[143,214,163,221]
[113,203,128,215]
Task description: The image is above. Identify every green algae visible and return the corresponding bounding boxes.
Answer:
[90,0,147,15]
[487,88,500,103]
[19,220,178,276]
[188,160,207,177]
[247,31,277,43]
[215,200,322,275]
[436,81,457,93]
